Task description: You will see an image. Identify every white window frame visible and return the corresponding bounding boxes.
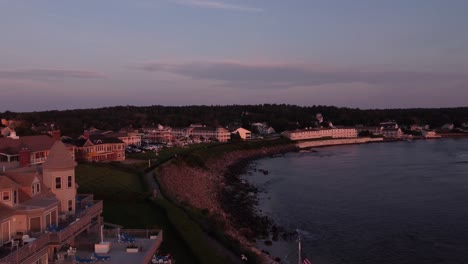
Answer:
[32,182,41,195]
[2,191,10,201]
[55,177,62,190]
[67,176,73,189]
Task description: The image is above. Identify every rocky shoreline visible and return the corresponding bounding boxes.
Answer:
[156,143,298,263]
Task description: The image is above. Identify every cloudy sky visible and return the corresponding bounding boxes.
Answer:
[1,0,467,111]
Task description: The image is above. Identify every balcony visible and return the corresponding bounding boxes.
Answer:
[50,199,103,243]
[0,199,103,264]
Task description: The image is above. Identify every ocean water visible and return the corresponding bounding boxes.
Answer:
[245,138,468,264]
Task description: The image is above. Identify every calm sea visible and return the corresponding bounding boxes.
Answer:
[246,138,468,264]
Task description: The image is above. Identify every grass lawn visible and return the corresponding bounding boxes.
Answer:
[75,163,196,263]
[75,163,147,201]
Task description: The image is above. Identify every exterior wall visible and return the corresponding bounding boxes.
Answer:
[1,188,16,208]
[119,135,142,146]
[30,150,49,165]
[283,128,358,141]
[171,128,188,138]
[28,148,75,166]
[296,137,383,148]
[42,168,77,214]
[1,217,15,244]
[233,128,252,140]
[15,215,27,234]
[382,129,403,139]
[216,128,231,142]
[75,143,125,162]
[144,131,173,142]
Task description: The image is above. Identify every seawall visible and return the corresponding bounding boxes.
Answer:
[296,137,384,149]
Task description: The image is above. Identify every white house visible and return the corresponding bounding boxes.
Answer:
[232,128,252,140]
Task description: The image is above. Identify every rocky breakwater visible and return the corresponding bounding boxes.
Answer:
[156,144,297,263]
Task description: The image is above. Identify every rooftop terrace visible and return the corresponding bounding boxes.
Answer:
[51,229,163,264]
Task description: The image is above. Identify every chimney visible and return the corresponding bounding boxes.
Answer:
[51,130,61,141]
[83,130,89,139]
[19,148,31,167]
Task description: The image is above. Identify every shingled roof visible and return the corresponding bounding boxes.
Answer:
[42,141,77,170]
[0,135,57,155]
[0,175,20,189]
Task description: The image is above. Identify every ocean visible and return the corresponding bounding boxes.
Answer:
[245,138,468,264]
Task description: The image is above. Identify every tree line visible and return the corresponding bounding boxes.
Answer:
[1,104,467,137]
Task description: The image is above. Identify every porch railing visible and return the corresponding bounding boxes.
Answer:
[0,200,103,264]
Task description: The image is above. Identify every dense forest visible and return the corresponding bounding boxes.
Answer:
[1,105,468,137]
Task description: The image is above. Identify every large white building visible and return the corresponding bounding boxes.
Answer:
[282,128,358,141]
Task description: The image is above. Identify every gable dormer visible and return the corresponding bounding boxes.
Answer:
[0,176,19,207]
[31,176,41,197]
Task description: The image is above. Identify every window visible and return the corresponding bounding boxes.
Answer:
[68,200,73,211]
[13,190,17,204]
[67,176,72,188]
[55,177,62,189]
[32,183,41,195]
[2,191,10,201]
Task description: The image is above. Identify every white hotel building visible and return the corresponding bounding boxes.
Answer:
[282,128,358,141]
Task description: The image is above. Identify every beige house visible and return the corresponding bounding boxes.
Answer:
[0,141,103,264]
[190,127,231,142]
[232,128,252,140]
[74,135,125,162]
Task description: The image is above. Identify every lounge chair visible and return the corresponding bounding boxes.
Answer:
[118,233,135,243]
[75,255,95,263]
[47,224,62,232]
[92,252,111,262]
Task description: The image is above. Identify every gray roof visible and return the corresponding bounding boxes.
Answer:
[42,141,77,170]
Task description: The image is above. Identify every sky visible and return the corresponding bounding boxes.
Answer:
[1,0,468,112]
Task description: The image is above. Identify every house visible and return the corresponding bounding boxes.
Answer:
[0,127,14,137]
[0,141,101,263]
[441,123,455,131]
[422,130,441,139]
[381,127,403,139]
[0,133,75,169]
[0,141,163,264]
[82,128,142,147]
[232,128,252,140]
[355,122,403,139]
[379,121,403,138]
[355,126,382,136]
[190,127,231,142]
[142,126,173,143]
[74,135,125,162]
[103,131,142,147]
[251,122,276,136]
